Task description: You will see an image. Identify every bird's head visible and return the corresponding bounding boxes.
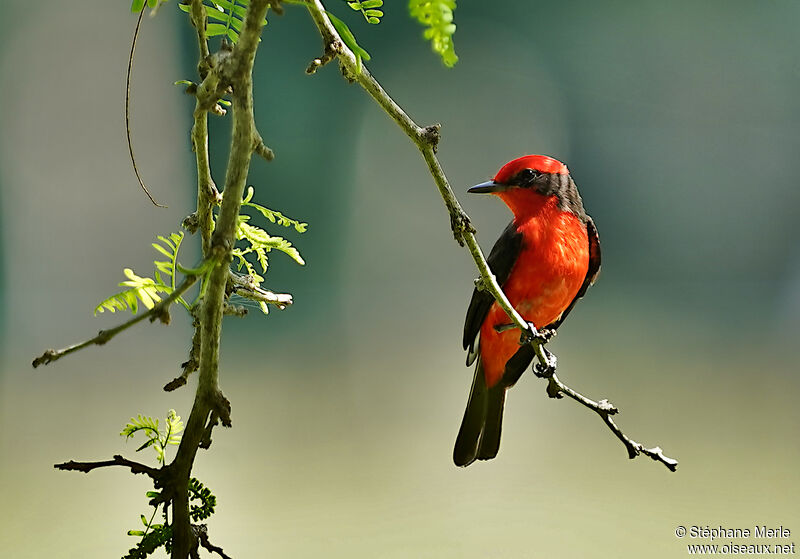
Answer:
[469,155,579,219]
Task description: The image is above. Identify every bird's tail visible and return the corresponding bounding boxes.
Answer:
[453,359,506,467]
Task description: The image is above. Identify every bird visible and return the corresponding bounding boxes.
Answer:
[454,155,601,467]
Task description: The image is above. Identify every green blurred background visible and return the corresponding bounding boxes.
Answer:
[1,1,798,557]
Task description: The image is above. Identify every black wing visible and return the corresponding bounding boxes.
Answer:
[546,216,601,330]
[463,221,523,361]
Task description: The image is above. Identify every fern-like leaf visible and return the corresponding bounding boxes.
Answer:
[95,233,191,315]
[227,188,306,314]
[346,0,384,24]
[237,217,306,266]
[165,409,184,446]
[123,524,172,559]
[189,478,217,521]
[178,0,268,44]
[95,269,167,315]
[242,186,308,233]
[408,0,458,67]
[122,414,161,442]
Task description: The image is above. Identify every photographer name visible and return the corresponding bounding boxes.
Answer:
[690,526,791,541]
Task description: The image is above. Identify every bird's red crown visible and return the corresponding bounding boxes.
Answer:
[494,155,569,183]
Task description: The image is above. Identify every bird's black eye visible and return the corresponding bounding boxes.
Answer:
[516,168,540,185]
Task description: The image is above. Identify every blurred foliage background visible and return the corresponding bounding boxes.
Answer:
[1,1,798,557]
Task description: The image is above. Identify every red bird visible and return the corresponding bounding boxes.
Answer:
[454,155,601,467]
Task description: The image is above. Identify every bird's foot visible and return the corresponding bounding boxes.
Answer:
[519,322,555,345]
[533,347,558,379]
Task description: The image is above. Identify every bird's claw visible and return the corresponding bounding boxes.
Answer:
[519,322,555,345]
[533,348,558,379]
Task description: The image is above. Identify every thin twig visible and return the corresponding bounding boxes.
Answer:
[32,274,199,368]
[54,454,162,479]
[534,360,679,471]
[189,0,220,255]
[303,0,677,471]
[194,524,232,559]
[188,0,211,61]
[126,4,166,207]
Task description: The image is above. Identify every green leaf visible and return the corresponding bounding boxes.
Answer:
[408,0,459,67]
[327,11,372,64]
[131,0,146,12]
[136,438,157,452]
[178,1,267,45]
[361,0,383,7]
[243,199,308,233]
[122,414,160,440]
[207,22,229,37]
[238,220,305,266]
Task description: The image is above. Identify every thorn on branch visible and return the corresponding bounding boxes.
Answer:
[213,389,232,428]
[152,306,171,325]
[306,41,342,74]
[164,375,187,392]
[421,123,441,151]
[183,212,200,234]
[449,209,474,247]
[166,319,201,392]
[200,412,219,450]
[252,132,275,161]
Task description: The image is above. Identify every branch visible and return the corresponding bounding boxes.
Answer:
[303,0,677,471]
[189,0,225,256]
[32,274,199,368]
[170,2,272,556]
[534,358,678,471]
[194,524,232,559]
[165,316,202,392]
[188,0,210,62]
[54,454,162,479]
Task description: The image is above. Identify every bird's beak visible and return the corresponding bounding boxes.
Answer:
[468,180,507,194]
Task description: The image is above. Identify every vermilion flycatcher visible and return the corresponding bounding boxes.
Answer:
[454,155,601,467]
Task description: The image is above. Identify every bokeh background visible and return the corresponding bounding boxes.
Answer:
[1,1,799,557]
